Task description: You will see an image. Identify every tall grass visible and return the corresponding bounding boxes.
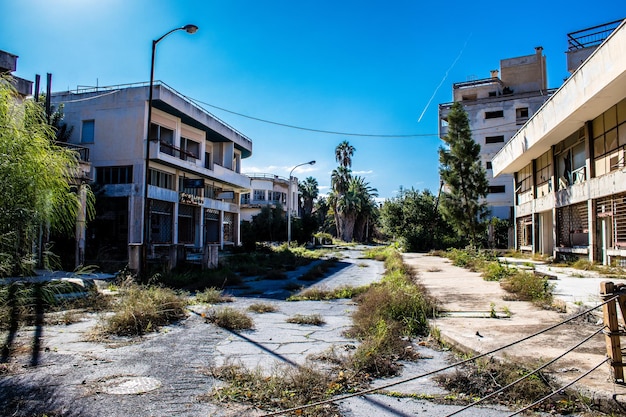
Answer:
[100,285,187,336]
[349,247,437,376]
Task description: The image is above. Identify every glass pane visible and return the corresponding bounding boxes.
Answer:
[605,105,617,130]
[606,129,618,152]
[617,98,626,124]
[594,135,605,156]
[592,114,604,138]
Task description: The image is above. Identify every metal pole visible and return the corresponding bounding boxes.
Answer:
[287,160,315,247]
[141,25,198,277]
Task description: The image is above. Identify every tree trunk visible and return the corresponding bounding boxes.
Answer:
[341,213,356,242]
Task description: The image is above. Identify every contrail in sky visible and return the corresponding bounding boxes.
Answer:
[417,33,472,123]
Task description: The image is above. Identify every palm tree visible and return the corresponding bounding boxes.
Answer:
[298,176,319,216]
[335,140,355,168]
[350,177,378,242]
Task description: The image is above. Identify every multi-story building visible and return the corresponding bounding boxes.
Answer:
[240,174,296,222]
[492,19,626,264]
[0,50,32,98]
[51,82,253,269]
[439,48,554,220]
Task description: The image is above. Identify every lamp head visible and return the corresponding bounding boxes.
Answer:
[309,160,316,165]
[183,24,199,34]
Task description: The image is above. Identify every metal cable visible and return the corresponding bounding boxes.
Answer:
[505,358,609,417]
[443,326,606,417]
[258,298,616,416]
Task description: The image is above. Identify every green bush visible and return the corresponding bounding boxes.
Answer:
[500,271,554,306]
[482,261,514,281]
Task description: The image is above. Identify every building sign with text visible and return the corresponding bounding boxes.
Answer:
[179,192,203,206]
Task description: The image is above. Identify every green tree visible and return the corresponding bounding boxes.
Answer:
[438,102,489,245]
[0,77,86,276]
[335,140,355,168]
[298,176,319,216]
[380,187,458,251]
[349,176,378,242]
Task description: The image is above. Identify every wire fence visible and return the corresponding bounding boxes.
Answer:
[258,295,618,417]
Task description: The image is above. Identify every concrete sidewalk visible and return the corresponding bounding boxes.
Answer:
[402,252,626,414]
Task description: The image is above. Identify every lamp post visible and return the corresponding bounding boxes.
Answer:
[141,24,198,276]
[287,160,316,247]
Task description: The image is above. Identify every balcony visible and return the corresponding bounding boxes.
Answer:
[149,141,251,190]
[159,141,198,162]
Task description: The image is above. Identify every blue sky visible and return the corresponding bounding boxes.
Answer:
[1,0,622,199]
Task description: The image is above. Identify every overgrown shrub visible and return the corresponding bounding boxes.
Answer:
[349,248,436,377]
[101,285,187,336]
[500,271,554,307]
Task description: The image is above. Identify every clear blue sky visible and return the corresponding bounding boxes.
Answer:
[1,0,622,200]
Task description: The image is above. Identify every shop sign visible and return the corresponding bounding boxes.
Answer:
[179,192,203,206]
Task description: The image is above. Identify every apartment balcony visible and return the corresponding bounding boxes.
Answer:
[149,140,251,190]
[56,142,91,181]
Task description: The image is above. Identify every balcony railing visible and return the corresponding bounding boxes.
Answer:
[159,141,198,162]
[56,141,90,162]
[567,19,624,51]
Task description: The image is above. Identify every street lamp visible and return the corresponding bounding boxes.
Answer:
[141,24,198,276]
[287,160,316,246]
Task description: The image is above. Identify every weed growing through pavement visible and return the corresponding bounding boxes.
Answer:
[205,361,352,417]
[247,302,278,313]
[286,314,325,326]
[194,287,233,304]
[205,307,254,330]
[98,285,187,336]
[288,285,369,301]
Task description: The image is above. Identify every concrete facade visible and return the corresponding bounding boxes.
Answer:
[492,20,626,264]
[51,82,253,267]
[439,47,551,219]
[240,174,296,222]
[439,48,553,220]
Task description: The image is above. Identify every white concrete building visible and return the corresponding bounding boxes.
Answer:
[439,48,554,220]
[51,82,252,268]
[240,174,297,222]
[492,19,626,264]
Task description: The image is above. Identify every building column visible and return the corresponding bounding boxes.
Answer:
[220,210,224,250]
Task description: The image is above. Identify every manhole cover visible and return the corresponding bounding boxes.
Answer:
[97,376,162,395]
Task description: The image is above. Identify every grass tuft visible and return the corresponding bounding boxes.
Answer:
[100,285,187,336]
[206,307,254,330]
[194,287,233,304]
[286,314,325,326]
[248,302,278,313]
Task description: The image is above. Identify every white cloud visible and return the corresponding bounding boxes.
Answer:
[352,170,374,175]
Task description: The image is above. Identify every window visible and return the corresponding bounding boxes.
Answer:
[516,107,529,118]
[204,184,222,200]
[149,200,173,243]
[462,94,477,101]
[517,163,533,194]
[178,177,200,196]
[485,135,505,144]
[148,169,174,190]
[253,189,266,201]
[81,120,94,143]
[181,137,200,160]
[96,166,133,184]
[488,91,497,97]
[485,110,504,119]
[516,107,529,125]
[488,185,506,194]
[534,151,552,186]
[204,152,212,169]
[150,124,175,156]
[241,193,250,204]
[486,161,492,170]
[178,204,196,244]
